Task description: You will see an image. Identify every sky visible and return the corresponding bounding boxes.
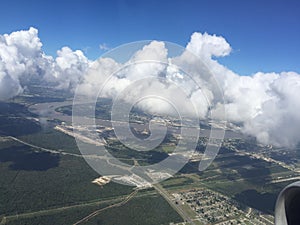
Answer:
[0,0,299,75]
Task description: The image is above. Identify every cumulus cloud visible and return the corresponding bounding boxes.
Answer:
[0,27,89,100]
[1,28,300,148]
[242,72,300,147]
[79,32,300,148]
[186,32,231,59]
[0,27,42,99]
[53,47,90,90]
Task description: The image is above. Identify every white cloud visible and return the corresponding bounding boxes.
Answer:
[0,27,42,100]
[54,46,90,90]
[0,27,90,99]
[186,32,232,59]
[1,28,300,148]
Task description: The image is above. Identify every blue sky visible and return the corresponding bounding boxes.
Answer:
[0,0,299,75]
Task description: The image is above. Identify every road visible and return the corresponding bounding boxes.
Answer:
[7,135,82,157]
[73,189,138,225]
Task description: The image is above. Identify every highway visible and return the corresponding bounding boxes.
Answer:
[153,183,196,225]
